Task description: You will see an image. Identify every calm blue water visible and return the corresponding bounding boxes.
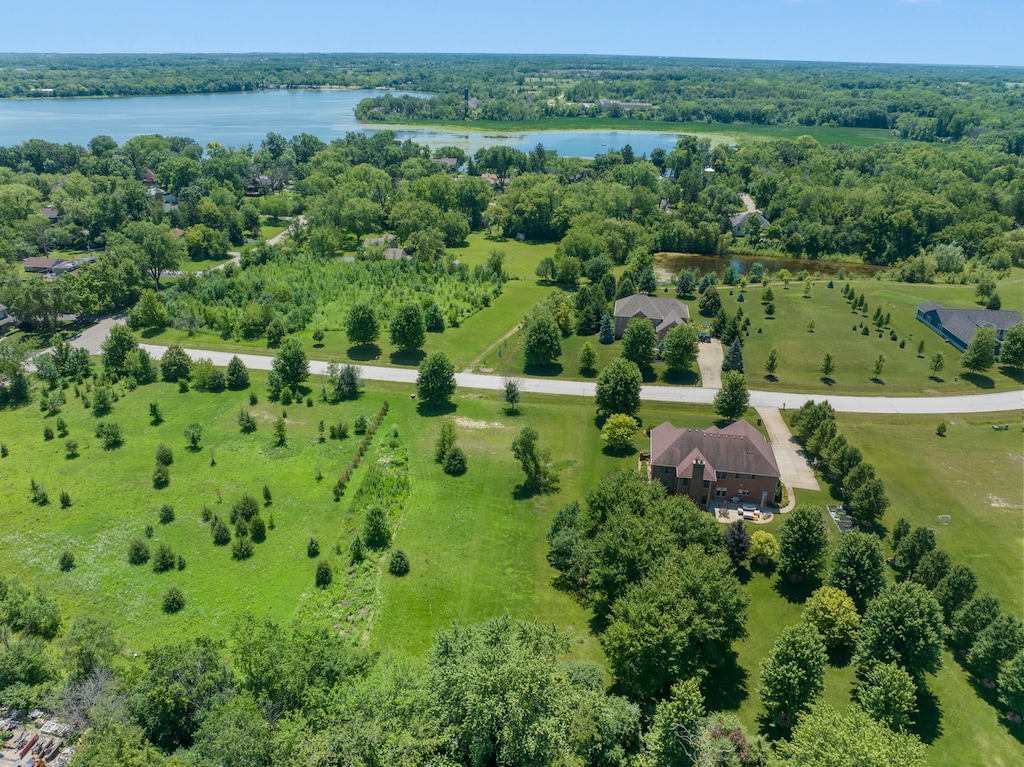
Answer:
[0,89,695,158]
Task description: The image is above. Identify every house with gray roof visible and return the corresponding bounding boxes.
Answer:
[916,301,1022,352]
[729,210,770,237]
[613,294,690,340]
[650,420,780,511]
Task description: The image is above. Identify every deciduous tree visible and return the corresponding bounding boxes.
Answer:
[855,582,944,688]
[416,352,456,405]
[713,370,749,420]
[778,504,828,580]
[759,623,827,727]
[595,358,642,418]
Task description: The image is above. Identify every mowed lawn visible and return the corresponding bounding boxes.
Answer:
[838,410,1024,615]
[724,270,1024,396]
[372,395,722,662]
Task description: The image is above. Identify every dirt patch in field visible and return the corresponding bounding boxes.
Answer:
[455,417,505,430]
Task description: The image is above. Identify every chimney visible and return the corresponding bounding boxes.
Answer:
[692,459,705,488]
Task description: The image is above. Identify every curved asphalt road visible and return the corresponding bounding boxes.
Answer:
[65,318,1023,414]
[123,344,1023,415]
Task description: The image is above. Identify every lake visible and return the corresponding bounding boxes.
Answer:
[0,89,699,158]
[654,252,887,280]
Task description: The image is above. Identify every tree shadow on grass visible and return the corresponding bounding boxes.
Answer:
[601,444,638,460]
[928,375,945,383]
[750,558,778,578]
[763,374,778,383]
[961,372,994,389]
[826,644,855,669]
[703,650,750,713]
[773,573,822,605]
[819,376,835,386]
[416,400,456,418]
[662,369,699,386]
[347,344,381,362]
[639,366,658,383]
[390,349,426,367]
[908,688,944,745]
[513,480,559,501]
[998,366,1024,386]
[524,362,563,377]
[139,328,164,340]
[870,377,885,385]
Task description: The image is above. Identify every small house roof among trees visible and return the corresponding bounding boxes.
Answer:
[614,294,690,335]
[729,210,770,236]
[650,420,780,480]
[916,301,1022,351]
[22,256,67,272]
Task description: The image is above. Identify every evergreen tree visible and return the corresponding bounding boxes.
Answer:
[721,338,745,372]
[598,313,615,344]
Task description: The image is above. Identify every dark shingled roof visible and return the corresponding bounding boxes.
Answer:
[916,302,1022,347]
[614,294,690,329]
[650,420,780,480]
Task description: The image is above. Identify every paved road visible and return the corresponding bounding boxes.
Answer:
[120,342,1024,415]
[60,315,1023,415]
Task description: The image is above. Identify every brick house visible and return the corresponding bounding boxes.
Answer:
[613,294,690,340]
[649,420,780,511]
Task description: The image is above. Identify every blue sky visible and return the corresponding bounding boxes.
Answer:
[1,0,1020,67]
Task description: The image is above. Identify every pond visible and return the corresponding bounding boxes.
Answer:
[653,252,888,281]
[0,89,703,158]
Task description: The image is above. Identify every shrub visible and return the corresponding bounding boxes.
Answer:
[162,587,185,613]
[43,425,55,440]
[600,413,638,449]
[155,443,173,466]
[65,439,78,458]
[936,422,947,437]
[350,535,365,564]
[354,415,368,434]
[152,463,170,488]
[238,409,257,434]
[149,402,163,425]
[249,515,266,543]
[315,560,333,588]
[94,420,124,449]
[330,421,350,440]
[273,417,287,446]
[442,445,468,476]
[184,422,202,449]
[128,538,150,565]
[153,543,176,572]
[388,549,410,576]
[144,524,154,538]
[249,392,258,406]
[211,517,231,545]
[92,386,112,415]
[177,555,186,571]
[30,478,48,506]
[280,387,293,406]
[59,550,75,571]
[234,518,249,537]
[59,490,72,509]
[158,503,175,524]
[263,484,272,505]
[232,536,254,560]
[178,379,189,393]
[226,355,250,389]
[362,505,391,550]
[55,416,67,436]
[201,505,212,522]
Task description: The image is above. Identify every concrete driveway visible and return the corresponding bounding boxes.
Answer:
[757,406,820,512]
[697,338,723,389]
